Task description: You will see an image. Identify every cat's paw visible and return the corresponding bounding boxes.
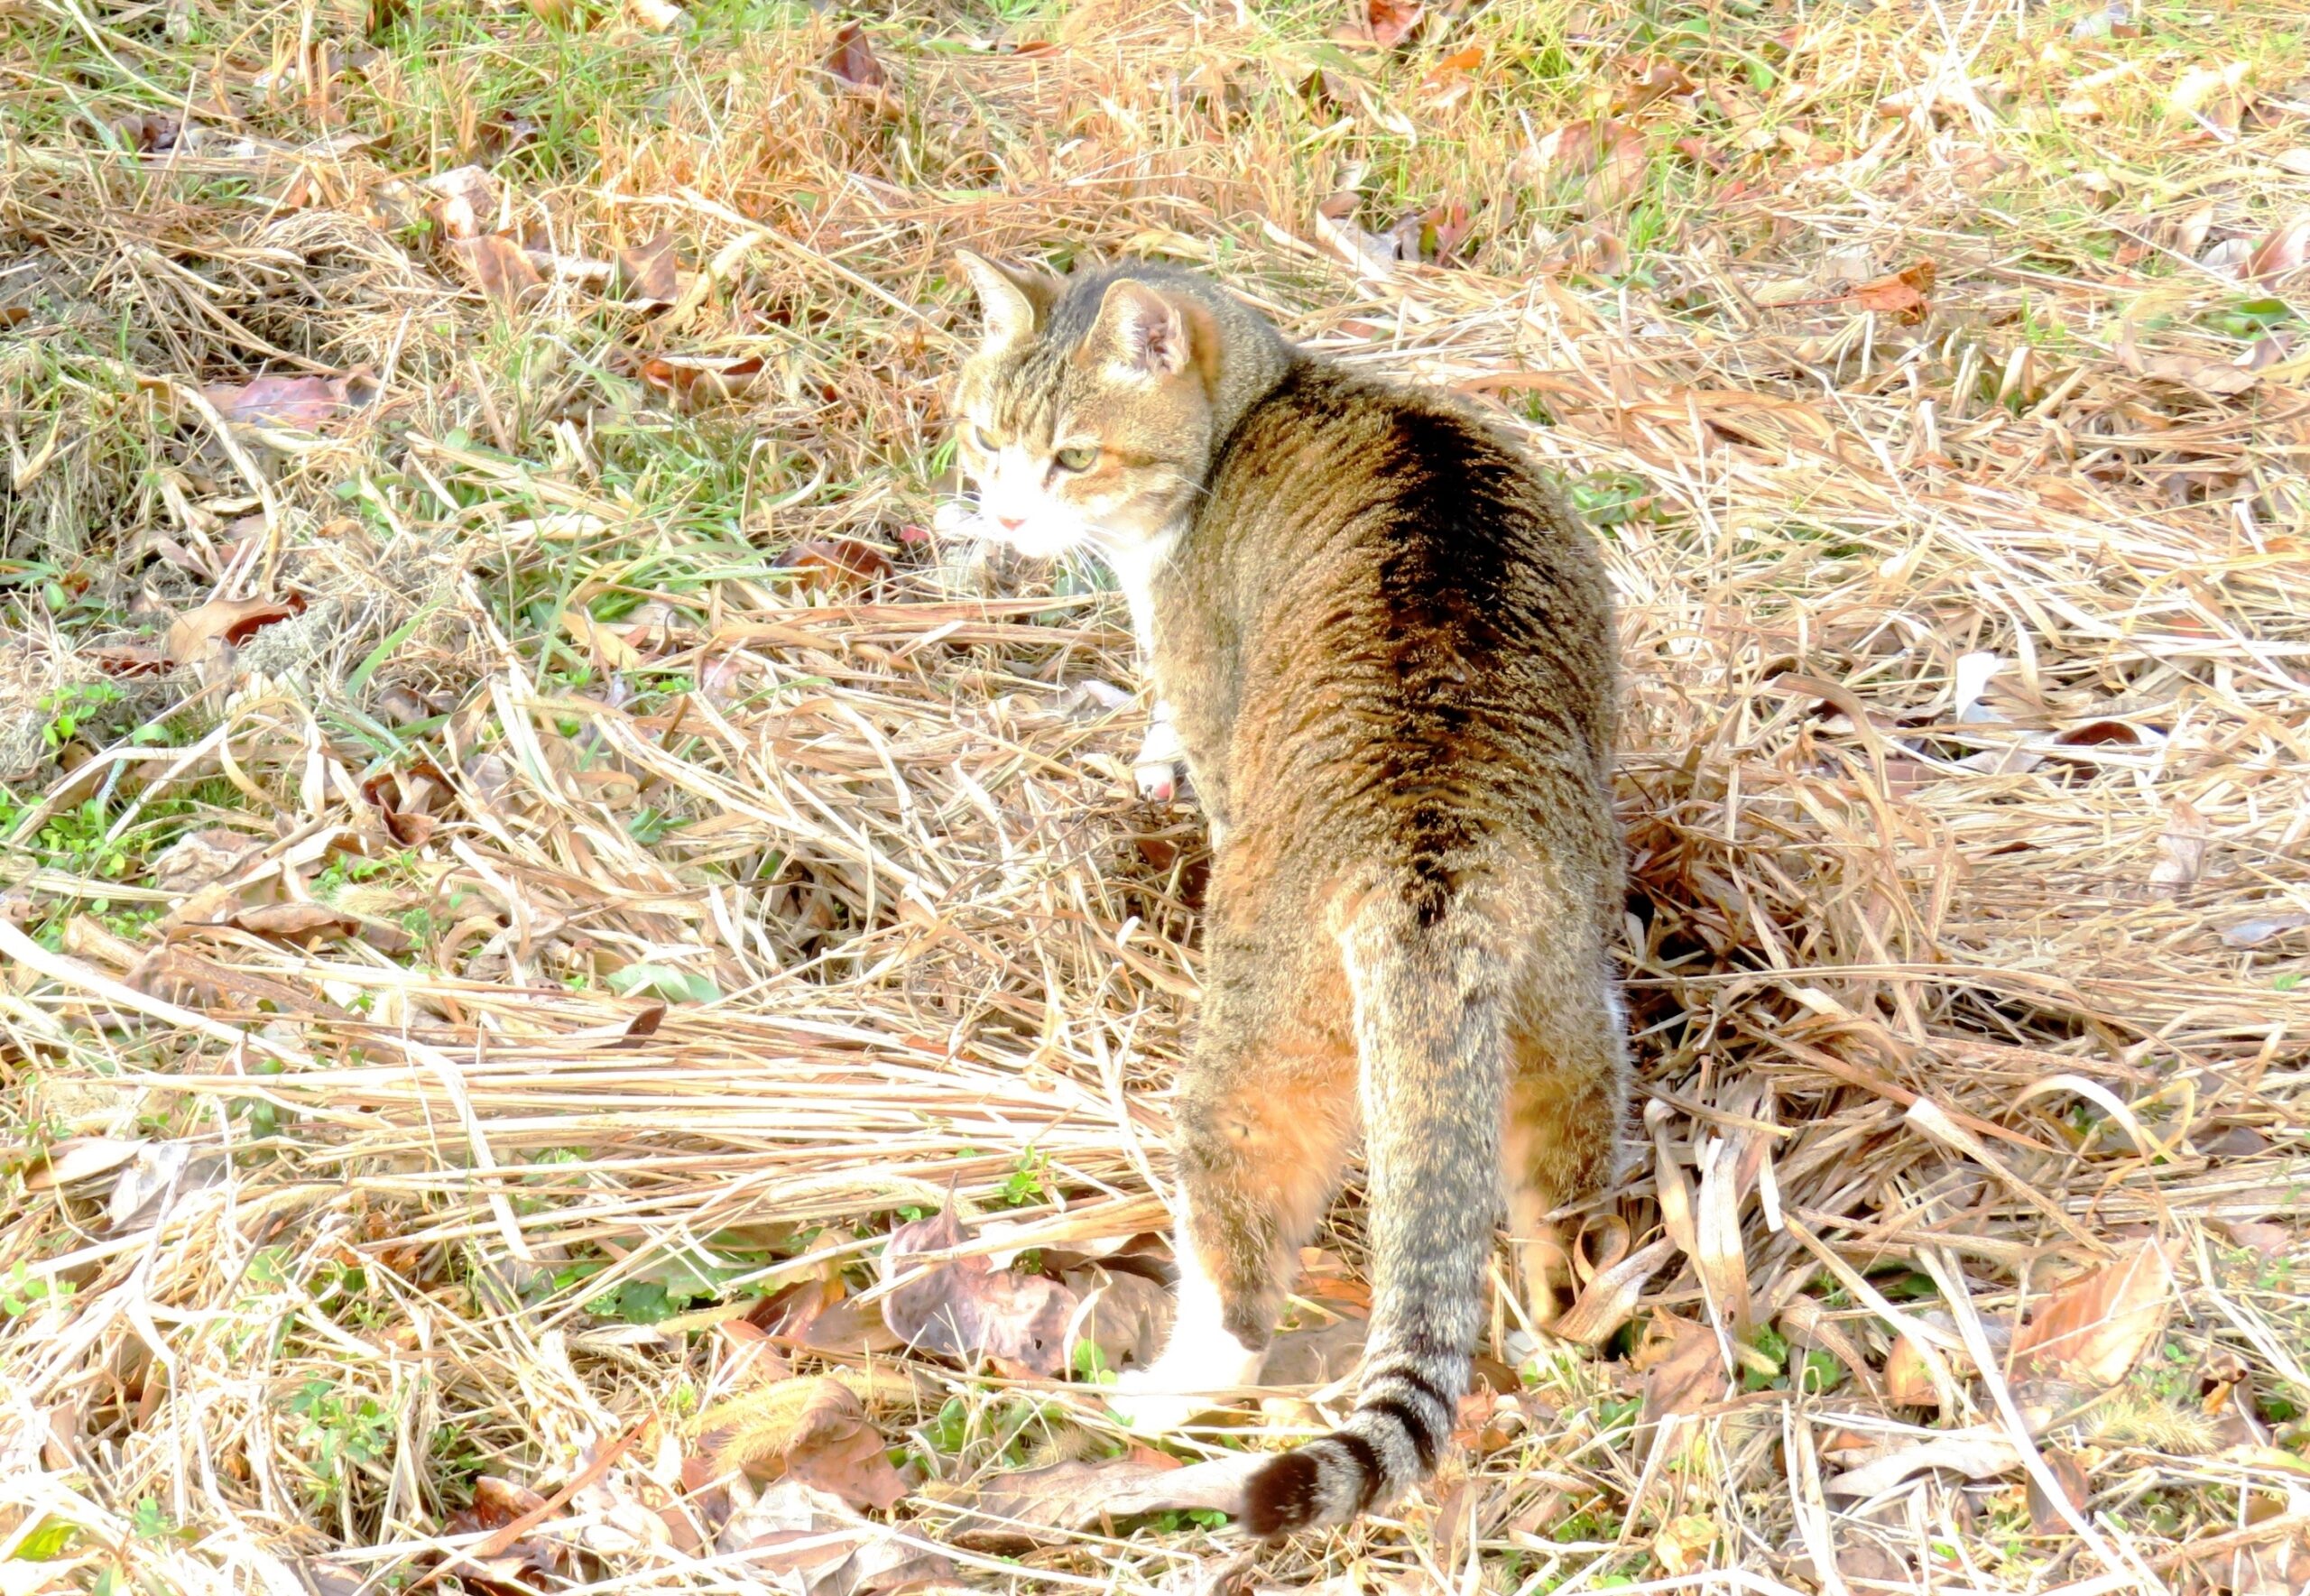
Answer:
[1106,1370,1212,1437]
[1133,717,1185,802]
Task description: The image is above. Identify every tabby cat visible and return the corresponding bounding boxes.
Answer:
[950,253,1628,1536]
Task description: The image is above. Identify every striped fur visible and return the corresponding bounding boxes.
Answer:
[952,255,1629,1536]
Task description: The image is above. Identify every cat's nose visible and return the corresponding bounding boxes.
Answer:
[994,515,1024,532]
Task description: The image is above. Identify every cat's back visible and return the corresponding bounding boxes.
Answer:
[1180,357,1618,799]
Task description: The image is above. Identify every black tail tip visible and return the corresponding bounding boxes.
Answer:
[1243,1450,1325,1539]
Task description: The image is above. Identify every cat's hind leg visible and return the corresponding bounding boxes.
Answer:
[1112,977,1356,1434]
[1502,975,1629,1327]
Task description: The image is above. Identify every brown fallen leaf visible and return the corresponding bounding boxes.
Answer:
[1259,1313,1368,1386]
[921,1452,1261,1549]
[2148,800,2209,895]
[1335,0,1422,48]
[361,761,455,847]
[1552,1234,1673,1346]
[151,828,267,895]
[163,595,300,669]
[202,374,367,430]
[694,1377,906,1512]
[1063,1266,1173,1371]
[23,1137,150,1191]
[2028,1449,2093,1536]
[1882,1332,1941,1408]
[1852,260,1936,324]
[1652,1512,1719,1575]
[1389,200,1474,264]
[2012,1240,2176,1386]
[1418,45,1484,110]
[441,1475,568,1591]
[1634,1312,1723,1424]
[638,354,771,410]
[826,22,885,89]
[616,231,679,307]
[775,539,892,595]
[456,235,544,312]
[880,1203,1076,1377]
[419,165,498,240]
[1614,54,1696,114]
[1511,119,1648,216]
[2248,217,2310,284]
[2139,353,2259,398]
[716,1479,954,1592]
[229,901,360,942]
[1826,1428,2024,1496]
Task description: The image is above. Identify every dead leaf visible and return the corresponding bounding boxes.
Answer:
[2249,217,2310,283]
[1418,45,1484,110]
[1852,260,1936,324]
[639,355,770,410]
[562,608,642,670]
[1614,54,1695,114]
[419,165,498,240]
[442,1476,568,1591]
[716,1479,954,1592]
[1883,1333,1941,1408]
[164,595,299,668]
[2012,1241,2176,1386]
[1064,1266,1173,1371]
[1634,1313,1723,1424]
[23,1138,149,1191]
[86,642,174,678]
[2220,1220,2293,1259]
[1511,119,1648,216]
[151,828,266,895]
[2139,353,2259,397]
[694,1377,906,1512]
[1552,1236,1675,1346]
[626,0,683,29]
[1826,1428,2025,1496]
[456,235,544,312]
[879,1204,1076,1377]
[2148,801,2210,895]
[1388,200,1473,264]
[361,761,455,847]
[922,1453,1259,1549]
[202,374,366,430]
[775,540,892,595]
[230,901,359,942]
[1312,208,1400,275]
[1258,1314,1369,1386]
[1335,0,1422,49]
[2028,1450,2092,1536]
[1653,1512,1718,1575]
[616,232,679,306]
[2166,60,2252,133]
[826,22,885,89]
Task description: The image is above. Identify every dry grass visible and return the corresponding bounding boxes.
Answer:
[5,0,2310,1589]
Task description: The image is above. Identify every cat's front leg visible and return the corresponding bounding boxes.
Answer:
[1133,699,1185,802]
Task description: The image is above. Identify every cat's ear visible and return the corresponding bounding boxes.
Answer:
[955,251,1051,347]
[1084,279,1192,380]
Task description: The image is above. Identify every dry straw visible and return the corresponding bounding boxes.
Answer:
[4,0,2308,1589]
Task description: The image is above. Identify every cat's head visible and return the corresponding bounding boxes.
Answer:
[950,254,1224,559]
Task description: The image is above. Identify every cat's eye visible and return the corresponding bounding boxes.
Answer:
[966,423,999,452]
[1054,444,1098,472]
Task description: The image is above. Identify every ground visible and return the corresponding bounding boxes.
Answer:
[4,0,2310,1590]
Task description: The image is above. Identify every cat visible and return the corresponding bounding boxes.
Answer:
[949,252,1629,1536]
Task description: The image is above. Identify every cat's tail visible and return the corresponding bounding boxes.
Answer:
[1243,890,1507,1537]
